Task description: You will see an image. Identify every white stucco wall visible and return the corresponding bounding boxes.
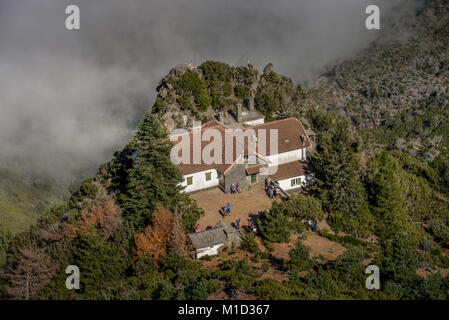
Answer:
[196,244,224,259]
[267,148,306,167]
[180,169,219,193]
[277,173,315,191]
[277,175,305,191]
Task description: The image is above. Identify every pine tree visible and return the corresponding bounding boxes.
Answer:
[286,240,315,272]
[312,119,373,237]
[258,205,292,243]
[368,152,412,241]
[119,114,183,229]
[6,248,55,300]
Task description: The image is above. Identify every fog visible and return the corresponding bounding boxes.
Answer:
[0,0,425,186]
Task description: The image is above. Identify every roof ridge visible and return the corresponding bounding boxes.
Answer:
[246,117,298,130]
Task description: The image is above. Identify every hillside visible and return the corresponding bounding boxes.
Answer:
[312,0,449,162]
[0,169,65,233]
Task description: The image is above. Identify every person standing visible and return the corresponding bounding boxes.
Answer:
[268,187,273,199]
[236,218,241,229]
[226,202,231,216]
[311,221,317,232]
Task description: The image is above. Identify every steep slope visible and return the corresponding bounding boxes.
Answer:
[0,169,64,233]
[311,0,449,161]
[1,0,449,301]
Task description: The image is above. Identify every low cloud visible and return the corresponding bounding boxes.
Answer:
[0,0,426,185]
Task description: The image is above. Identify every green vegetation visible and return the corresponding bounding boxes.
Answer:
[310,112,374,238]
[2,0,449,300]
[257,206,292,243]
[284,240,315,272]
[0,170,64,233]
[168,70,212,112]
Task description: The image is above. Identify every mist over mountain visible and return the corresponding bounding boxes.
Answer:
[2,0,449,301]
[0,0,425,185]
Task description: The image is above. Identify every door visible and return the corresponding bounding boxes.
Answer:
[251,173,258,184]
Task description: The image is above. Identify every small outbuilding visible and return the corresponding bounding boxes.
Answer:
[188,221,242,259]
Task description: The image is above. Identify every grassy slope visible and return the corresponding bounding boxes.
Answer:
[0,170,64,233]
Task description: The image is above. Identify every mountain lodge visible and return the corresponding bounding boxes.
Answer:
[171,105,315,195]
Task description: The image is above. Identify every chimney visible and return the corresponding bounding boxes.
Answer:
[218,111,224,123]
[248,97,255,112]
[192,119,202,131]
[236,104,243,122]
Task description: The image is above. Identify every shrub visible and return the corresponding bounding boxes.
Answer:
[241,232,260,254]
[261,262,270,273]
[258,208,292,243]
[281,194,324,221]
[284,240,315,272]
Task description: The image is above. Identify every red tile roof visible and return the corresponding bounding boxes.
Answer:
[249,118,311,155]
[173,118,311,176]
[245,165,263,175]
[269,161,312,181]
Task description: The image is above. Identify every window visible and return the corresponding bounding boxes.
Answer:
[251,174,257,184]
[291,178,301,187]
[205,172,212,181]
[186,176,193,186]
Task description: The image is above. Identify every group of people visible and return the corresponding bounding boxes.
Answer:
[230,183,241,194]
[266,182,281,199]
[247,221,258,235]
[308,220,318,232]
[223,202,252,233]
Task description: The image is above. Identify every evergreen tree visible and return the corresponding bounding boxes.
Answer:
[258,205,292,243]
[119,114,184,229]
[280,194,324,221]
[312,119,373,237]
[285,240,315,272]
[368,152,409,240]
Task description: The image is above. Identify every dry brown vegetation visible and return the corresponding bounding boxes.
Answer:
[65,199,123,239]
[6,248,55,300]
[134,206,190,264]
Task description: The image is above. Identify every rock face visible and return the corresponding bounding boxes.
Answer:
[263,63,274,74]
[169,63,197,78]
[152,61,262,131]
[153,64,199,132]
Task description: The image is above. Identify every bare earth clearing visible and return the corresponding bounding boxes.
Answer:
[191,186,347,274]
[191,185,277,229]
